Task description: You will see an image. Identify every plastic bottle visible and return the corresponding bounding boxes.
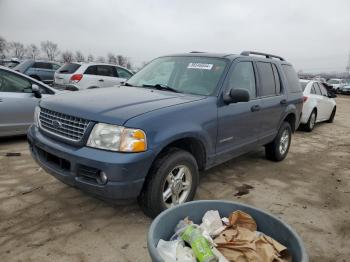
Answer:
[179,224,217,262]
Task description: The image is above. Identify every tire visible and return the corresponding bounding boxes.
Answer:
[304,110,317,132]
[138,148,199,218]
[265,121,292,162]
[327,107,336,123]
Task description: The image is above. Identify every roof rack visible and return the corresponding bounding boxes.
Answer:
[240,51,285,61]
[189,51,206,53]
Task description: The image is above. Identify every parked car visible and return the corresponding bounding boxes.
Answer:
[339,84,350,95]
[299,79,336,131]
[28,51,303,217]
[327,78,347,92]
[0,66,59,137]
[0,58,21,68]
[53,62,133,91]
[13,59,61,84]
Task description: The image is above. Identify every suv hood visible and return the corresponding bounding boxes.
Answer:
[40,86,206,125]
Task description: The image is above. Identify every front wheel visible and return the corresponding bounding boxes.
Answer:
[265,121,292,162]
[138,148,199,218]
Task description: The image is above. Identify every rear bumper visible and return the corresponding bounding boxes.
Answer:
[27,125,155,200]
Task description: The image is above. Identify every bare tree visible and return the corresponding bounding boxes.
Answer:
[126,61,132,70]
[75,51,85,62]
[9,41,25,59]
[61,51,73,63]
[116,55,128,67]
[27,44,40,60]
[87,54,94,62]
[107,53,117,64]
[0,36,7,59]
[97,56,105,63]
[41,40,59,61]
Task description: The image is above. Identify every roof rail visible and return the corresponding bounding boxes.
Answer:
[190,51,206,53]
[240,51,285,61]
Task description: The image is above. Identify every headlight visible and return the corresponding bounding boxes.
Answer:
[34,106,41,127]
[87,123,147,152]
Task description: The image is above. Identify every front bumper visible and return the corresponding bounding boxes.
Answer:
[27,125,154,200]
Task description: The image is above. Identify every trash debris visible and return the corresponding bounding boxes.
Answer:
[157,209,291,262]
[5,152,21,157]
[233,184,254,196]
[179,222,217,262]
[201,210,226,237]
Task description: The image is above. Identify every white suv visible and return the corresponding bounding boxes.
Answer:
[53,62,133,91]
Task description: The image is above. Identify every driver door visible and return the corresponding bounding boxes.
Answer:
[0,69,39,136]
[216,59,262,162]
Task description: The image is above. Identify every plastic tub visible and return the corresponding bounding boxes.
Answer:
[148,200,308,262]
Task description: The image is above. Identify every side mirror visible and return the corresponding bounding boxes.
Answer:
[32,84,42,98]
[328,92,337,98]
[224,88,250,104]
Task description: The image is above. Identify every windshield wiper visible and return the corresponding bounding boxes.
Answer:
[121,82,133,86]
[142,84,181,93]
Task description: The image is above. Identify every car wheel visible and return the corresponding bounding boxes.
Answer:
[327,107,336,123]
[265,121,292,162]
[138,148,199,218]
[30,75,40,81]
[304,110,317,132]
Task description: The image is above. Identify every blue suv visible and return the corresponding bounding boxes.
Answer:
[28,51,303,217]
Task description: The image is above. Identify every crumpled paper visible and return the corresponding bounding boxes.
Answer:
[214,211,291,262]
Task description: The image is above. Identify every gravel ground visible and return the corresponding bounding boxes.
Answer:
[0,96,349,262]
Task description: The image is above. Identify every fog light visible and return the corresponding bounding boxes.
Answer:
[99,171,108,184]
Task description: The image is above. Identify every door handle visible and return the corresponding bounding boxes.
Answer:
[251,105,261,112]
[99,79,104,82]
[280,99,287,105]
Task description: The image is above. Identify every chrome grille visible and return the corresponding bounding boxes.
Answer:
[39,108,90,142]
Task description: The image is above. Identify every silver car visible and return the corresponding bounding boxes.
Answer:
[0,66,59,137]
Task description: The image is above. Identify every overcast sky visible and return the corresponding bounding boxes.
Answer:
[0,0,349,71]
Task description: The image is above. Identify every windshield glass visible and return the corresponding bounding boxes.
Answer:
[328,79,339,84]
[127,56,227,95]
[13,60,33,72]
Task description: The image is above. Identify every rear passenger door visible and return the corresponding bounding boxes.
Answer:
[255,62,285,143]
[217,59,261,160]
[97,65,120,87]
[31,62,54,83]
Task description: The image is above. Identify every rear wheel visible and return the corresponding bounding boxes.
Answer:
[29,75,40,81]
[304,110,316,132]
[265,121,292,162]
[138,148,199,218]
[327,107,336,123]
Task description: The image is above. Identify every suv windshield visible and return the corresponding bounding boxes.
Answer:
[13,60,33,72]
[127,56,227,95]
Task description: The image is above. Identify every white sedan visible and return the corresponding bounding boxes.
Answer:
[299,80,336,131]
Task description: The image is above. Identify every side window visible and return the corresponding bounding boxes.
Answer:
[256,62,276,96]
[272,64,281,94]
[227,62,256,99]
[116,67,133,79]
[313,83,322,95]
[281,65,301,93]
[97,65,117,77]
[32,62,52,70]
[0,70,32,93]
[52,64,60,70]
[310,86,316,94]
[318,83,328,96]
[84,65,98,75]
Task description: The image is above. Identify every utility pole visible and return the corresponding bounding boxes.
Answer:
[346,52,350,74]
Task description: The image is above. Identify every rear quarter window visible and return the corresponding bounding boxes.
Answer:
[58,63,81,74]
[282,65,301,93]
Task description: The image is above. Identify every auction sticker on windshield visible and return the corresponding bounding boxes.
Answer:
[187,63,213,70]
